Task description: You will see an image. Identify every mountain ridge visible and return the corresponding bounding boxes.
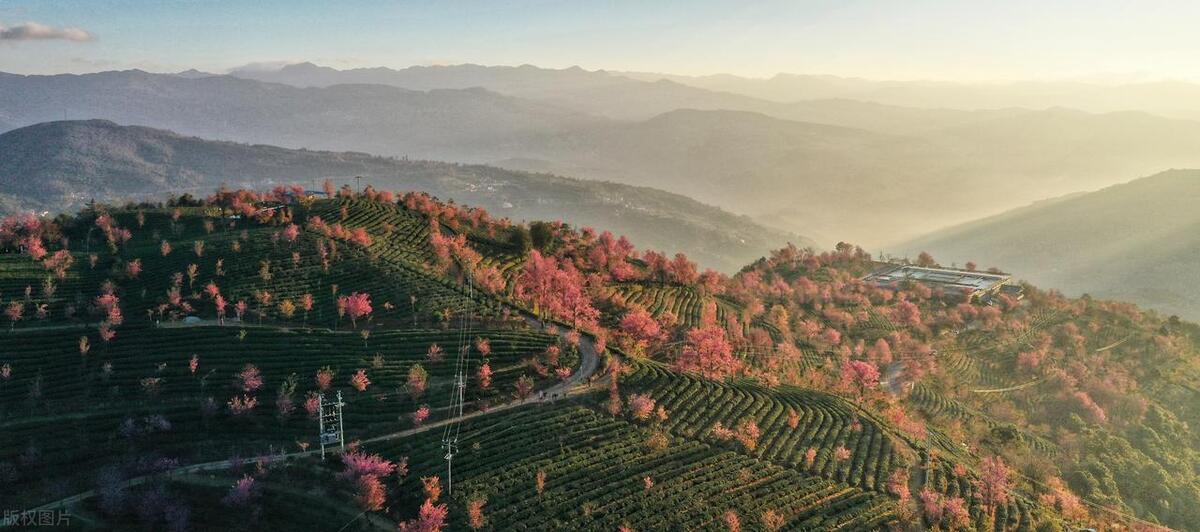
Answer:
[0,119,803,272]
[895,168,1200,319]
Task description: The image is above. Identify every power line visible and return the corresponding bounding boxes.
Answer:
[441,277,474,495]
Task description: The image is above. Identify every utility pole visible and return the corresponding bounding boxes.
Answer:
[318,391,346,460]
[441,279,473,495]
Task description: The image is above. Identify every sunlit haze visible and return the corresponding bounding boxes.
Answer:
[2,0,1200,82]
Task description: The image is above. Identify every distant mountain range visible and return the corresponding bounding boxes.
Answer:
[896,169,1200,319]
[0,120,801,272]
[5,65,1200,247]
[621,70,1200,121]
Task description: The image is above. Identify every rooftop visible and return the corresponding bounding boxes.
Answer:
[864,265,1009,294]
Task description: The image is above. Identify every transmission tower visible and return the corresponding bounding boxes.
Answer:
[441,279,474,495]
[318,391,346,460]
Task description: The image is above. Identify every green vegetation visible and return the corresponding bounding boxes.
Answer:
[1,186,1197,530]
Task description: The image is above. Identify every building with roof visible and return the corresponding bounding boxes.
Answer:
[863,264,1019,303]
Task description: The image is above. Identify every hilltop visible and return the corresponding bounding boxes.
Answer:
[897,169,1200,320]
[1,186,1197,529]
[0,120,800,272]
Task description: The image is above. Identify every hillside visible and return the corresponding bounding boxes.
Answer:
[2,186,1198,529]
[495,107,1200,246]
[0,120,800,272]
[8,69,1200,247]
[896,169,1200,320]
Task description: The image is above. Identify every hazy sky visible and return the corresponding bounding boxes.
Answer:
[1,0,1198,81]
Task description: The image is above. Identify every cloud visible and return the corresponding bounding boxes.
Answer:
[0,21,95,42]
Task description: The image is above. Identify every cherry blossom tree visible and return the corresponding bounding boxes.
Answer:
[5,301,23,332]
[627,394,656,421]
[412,405,430,427]
[513,251,599,328]
[973,455,1012,520]
[397,498,448,532]
[222,475,259,507]
[787,409,801,429]
[675,325,740,380]
[426,343,443,362]
[339,292,373,328]
[867,338,893,366]
[420,475,442,503]
[619,307,666,355]
[467,498,487,530]
[893,300,922,328]
[735,419,761,451]
[514,374,534,399]
[840,360,880,399]
[235,364,263,393]
[350,369,371,392]
[339,451,397,482]
[214,295,227,324]
[919,489,970,529]
[406,364,428,400]
[760,509,785,532]
[916,251,936,267]
[834,446,851,461]
[723,510,741,532]
[281,223,301,243]
[535,470,547,496]
[227,395,258,416]
[315,367,334,391]
[477,362,493,390]
[886,468,911,501]
[355,476,387,511]
[668,253,700,284]
[303,392,320,419]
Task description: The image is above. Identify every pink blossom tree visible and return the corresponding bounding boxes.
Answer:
[426,343,443,362]
[222,475,259,507]
[412,405,430,427]
[619,307,666,355]
[973,455,1012,520]
[840,360,880,399]
[675,325,740,380]
[339,451,397,482]
[235,364,263,393]
[406,364,428,400]
[350,369,371,392]
[477,362,493,390]
[627,393,656,421]
[339,292,373,328]
[397,498,448,532]
[315,367,334,391]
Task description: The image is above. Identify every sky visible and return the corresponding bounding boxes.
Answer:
[1,0,1198,82]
